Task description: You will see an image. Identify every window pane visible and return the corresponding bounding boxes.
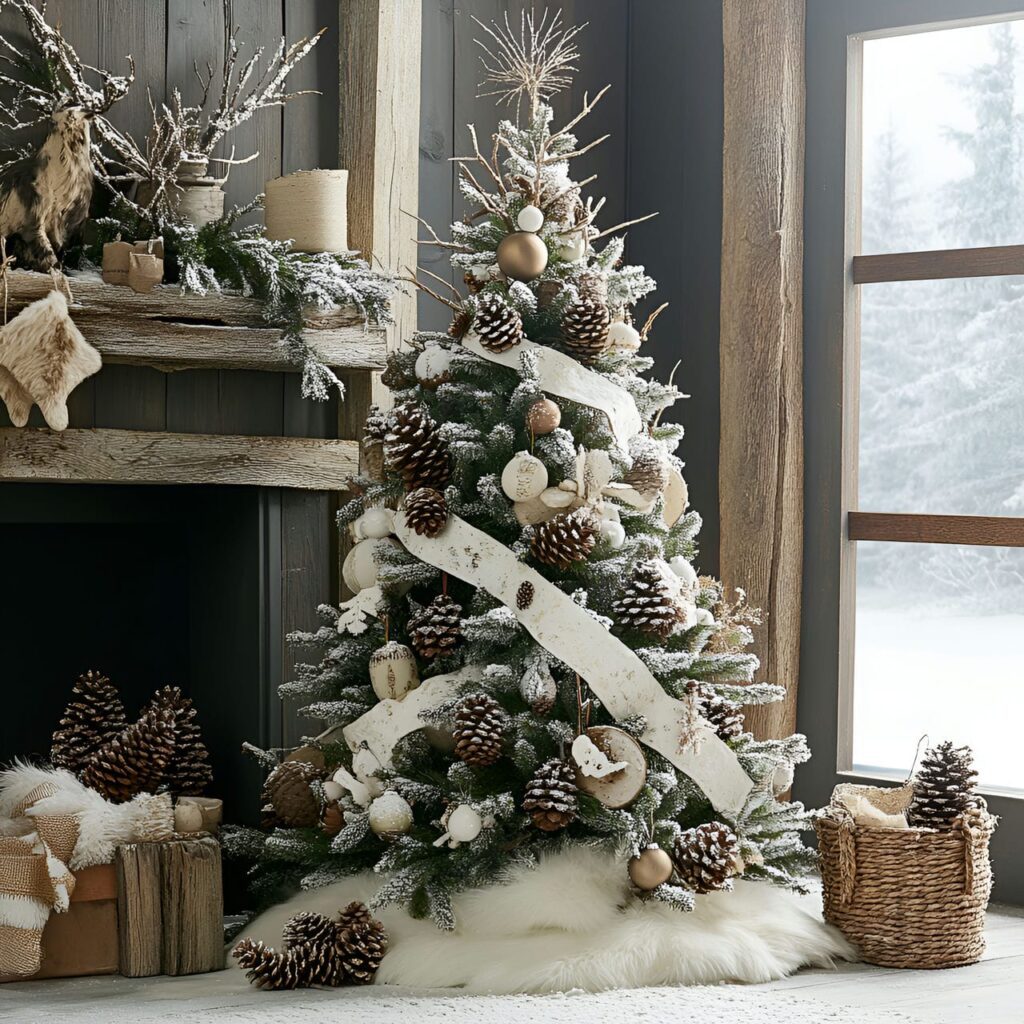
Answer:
[858,275,1024,515]
[862,19,1024,253]
[853,540,1024,792]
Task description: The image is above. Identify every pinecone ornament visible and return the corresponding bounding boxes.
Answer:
[687,682,745,741]
[408,594,462,659]
[474,293,523,353]
[452,693,506,766]
[384,404,451,491]
[624,438,670,497]
[233,939,303,990]
[404,487,448,538]
[50,671,128,775]
[561,297,611,364]
[263,760,321,828]
[140,686,213,796]
[612,559,688,638]
[908,741,979,830]
[522,758,578,831]
[80,708,175,802]
[673,821,741,893]
[337,918,388,984]
[531,508,598,569]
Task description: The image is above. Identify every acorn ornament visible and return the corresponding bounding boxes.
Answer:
[501,450,549,501]
[368,790,414,838]
[628,843,675,891]
[526,398,561,436]
[496,230,548,281]
[369,641,420,701]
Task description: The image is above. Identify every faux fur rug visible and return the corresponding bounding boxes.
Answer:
[234,848,854,992]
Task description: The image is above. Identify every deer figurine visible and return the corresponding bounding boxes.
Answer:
[0,0,134,270]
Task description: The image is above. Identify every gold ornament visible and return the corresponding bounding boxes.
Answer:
[497,231,548,281]
[628,843,674,890]
[526,398,561,436]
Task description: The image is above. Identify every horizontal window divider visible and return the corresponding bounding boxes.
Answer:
[848,511,1024,547]
[852,244,1024,284]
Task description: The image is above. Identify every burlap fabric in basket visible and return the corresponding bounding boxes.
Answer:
[815,781,995,969]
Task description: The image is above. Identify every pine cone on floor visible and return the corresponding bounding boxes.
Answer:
[404,487,448,538]
[336,918,388,984]
[408,594,462,659]
[687,682,745,742]
[561,298,611,364]
[337,901,374,931]
[50,671,128,775]
[624,437,671,497]
[531,508,598,570]
[908,741,979,830]
[474,292,523,353]
[263,760,321,828]
[233,939,303,990]
[612,559,688,638]
[80,708,175,802]
[522,758,578,831]
[452,693,506,766]
[384,404,451,491]
[280,911,343,986]
[140,686,213,796]
[282,911,337,952]
[673,821,741,893]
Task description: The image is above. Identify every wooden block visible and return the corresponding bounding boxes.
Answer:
[116,843,163,978]
[160,837,224,976]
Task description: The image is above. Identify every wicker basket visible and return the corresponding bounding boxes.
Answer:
[815,782,995,969]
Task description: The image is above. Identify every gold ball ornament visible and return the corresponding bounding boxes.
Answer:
[497,231,548,281]
[628,843,675,890]
[526,398,561,436]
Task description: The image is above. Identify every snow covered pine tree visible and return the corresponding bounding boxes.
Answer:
[224,11,815,928]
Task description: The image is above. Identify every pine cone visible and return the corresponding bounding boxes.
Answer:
[522,758,578,831]
[408,594,462,659]
[404,487,448,538]
[531,508,598,569]
[233,939,304,990]
[336,918,388,984]
[380,355,417,391]
[384,404,451,491]
[562,298,610,364]
[51,671,128,775]
[474,293,523,353]
[80,708,175,802]
[452,693,505,766]
[449,305,474,339]
[139,686,213,796]
[282,911,336,952]
[673,821,741,893]
[624,437,670,496]
[337,901,374,931]
[263,760,321,828]
[687,682,745,741]
[612,559,688,638]
[908,741,979,830]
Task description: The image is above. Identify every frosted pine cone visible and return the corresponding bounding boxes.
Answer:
[336,901,374,931]
[908,741,978,830]
[408,594,462,659]
[522,758,578,831]
[673,821,741,893]
[562,298,610,364]
[337,918,388,984]
[531,508,598,569]
[262,760,321,828]
[282,911,336,952]
[384,404,451,491]
[613,559,688,638]
[452,693,506,766]
[687,682,745,741]
[51,671,128,775]
[474,292,523,353]
[363,404,387,443]
[624,437,670,497]
[404,487,448,538]
[233,939,304,990]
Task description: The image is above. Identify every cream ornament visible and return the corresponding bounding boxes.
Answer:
[516,204,545,232]
[662,465,689,527]
[433,803,485,848]
[573,726,648,809]
[368,790,414,838]
[501,450,549,501]
[342,538,397,593]
[336,585,383,636]
[607,321,642,353]
[695,607,715,626]
[415,344,454,389]
[330,765,379,808]
[369,641,420,701]
[352,507,395,541]
[668,555,699,598]
[598,518,626,550]
[571,733,629,779]
[556,231,586,262]
[321,780,345,803]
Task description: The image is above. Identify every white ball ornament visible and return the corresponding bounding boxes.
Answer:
[471,264,490,281]
[447,804,483,843]
[342,537,396,593]
[599,518,626,550]
[772,763,795,797]
[608,321,642,353]
[354,506,395,540]
[501,451,549,501]
[516,204,545,233]
[415,345,453,389]
[668,555,699,594]
[368,790,414,838]
[695,607,715,626]
[322,780,345,803]
[556,232,586,262]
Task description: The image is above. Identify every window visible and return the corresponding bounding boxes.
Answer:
[842,16,1024,794]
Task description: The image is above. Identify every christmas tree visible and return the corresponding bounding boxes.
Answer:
[224,11,814,926]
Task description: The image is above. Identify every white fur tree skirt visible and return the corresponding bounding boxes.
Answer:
[236,848,854,992]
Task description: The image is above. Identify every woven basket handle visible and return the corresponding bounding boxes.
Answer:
[956,801,992,898]
[836,816,857,906]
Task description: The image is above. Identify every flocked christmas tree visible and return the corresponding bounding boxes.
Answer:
[223,11,815,926]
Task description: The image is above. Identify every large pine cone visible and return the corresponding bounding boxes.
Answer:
[408,594,462,659]
[404,487,448,538]
[452,693,505,766]
[908,741,978,830]
[687,682,745,741]
[612,559,688,638]
[531,508,597,570]
[80,708,175,803]
[474,293,523,353]
[624,437,671,497]
[337,901,374,931]
[337,918,388,984]
[673,821,741,893]
[384,404,451,491]
[281,911,342,986]
[523,758,578,831]
[140,686,213,796]
[562,298,611,364]
[51,671,128,775]
[263,760,321,828]
[282,911,336,952]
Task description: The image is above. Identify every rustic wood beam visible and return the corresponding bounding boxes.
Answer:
[853,244,1024,284]
[0,429,359,489]
[719,0,806,740]
[848,511,1024,547]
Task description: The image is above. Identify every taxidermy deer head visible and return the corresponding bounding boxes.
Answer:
[0,0,134,271]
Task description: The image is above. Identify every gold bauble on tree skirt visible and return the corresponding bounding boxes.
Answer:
[628,843,675,890]
[526,397,561,436]
[496,230,549,281]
